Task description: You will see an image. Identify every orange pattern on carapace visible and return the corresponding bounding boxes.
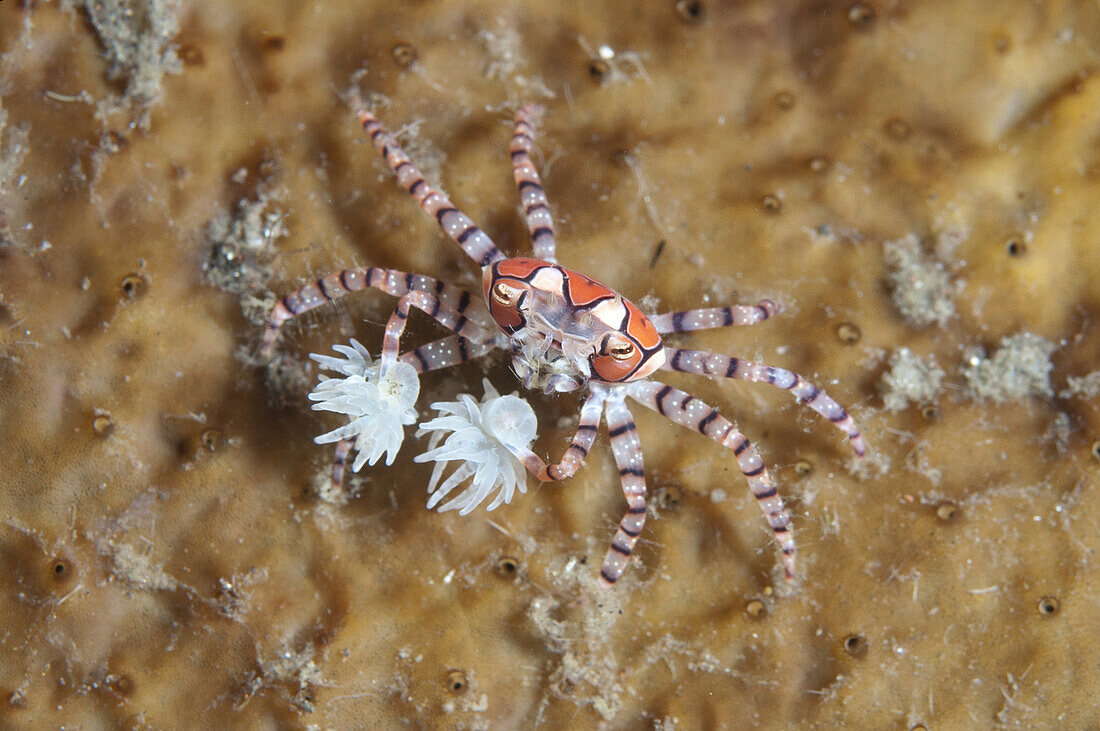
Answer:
[619,299,661,350]
[493,257,543,279]
[488,258,662,351]
[562,270,615,307]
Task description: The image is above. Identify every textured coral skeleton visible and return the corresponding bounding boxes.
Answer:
[262,103,867,586]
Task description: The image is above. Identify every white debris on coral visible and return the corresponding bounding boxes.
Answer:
[931,202,971,259]
[479,17,556,100]
[203,173,288,326]
[68,0,183,116]
[884,233,958,328]
[0,102,28,192]
[881,347,945,412]
[1060,370,1100,400]
[415,379,537,515]
[110,542,178,591]
[1046,412,1073,454]
[961,332,1057,403]
[203,183,288,295]
[309,340,420,470]
[577,35,651,86]
[0,100,30,251]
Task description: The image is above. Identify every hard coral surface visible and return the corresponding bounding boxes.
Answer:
[1,0,1098,727]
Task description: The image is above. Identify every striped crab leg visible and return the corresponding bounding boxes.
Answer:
[261,267,493,356]
[627,381,797,580]
[327,438,355,496]
[378,291,499,371]
[650,299,783,334]
[507,387,607,481]
[356,107,506,268]
[510,105,557,263]
[397,334,496,374]
[598,391,649,587]
[663,347,867,458]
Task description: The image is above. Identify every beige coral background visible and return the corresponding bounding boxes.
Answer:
[2,0,1099,727]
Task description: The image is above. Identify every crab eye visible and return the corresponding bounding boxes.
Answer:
[600,335,636,360]
[607,341,636,360]
[492,281,521,306]
[591,335,644,382]
[486,279,528,333]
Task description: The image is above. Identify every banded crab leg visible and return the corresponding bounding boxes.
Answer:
[650,299,783,334]
[510,104,557,263]
[356,107,506,268]
[261,267,494,356]
[326,438,355,497]
[378,290,499,372]
[326,335,497,492]
[627,381,796,580]
[508,386,608,481]
[663,347,867,458]
[397,334,496,374]
[598,390,649,587]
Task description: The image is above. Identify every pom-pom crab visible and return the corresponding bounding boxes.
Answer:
[263,104,866,585]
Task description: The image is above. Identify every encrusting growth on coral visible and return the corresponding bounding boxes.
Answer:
[881,347,945,412]
[202,169,288,326]
[0,99,30,251]
[961,332,1056,403]
[1059,370,1100,400]
[66,0,183,121]
[884,233,958,328]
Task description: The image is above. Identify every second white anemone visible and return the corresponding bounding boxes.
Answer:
[308,339,420,471]
[415,379,538,515]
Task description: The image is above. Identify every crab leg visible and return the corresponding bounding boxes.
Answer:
[356,107,506,268]
[627,381,796,580]
[508,387,607,481]
[327,438,354,494]
[397,334,496,373]
[663,347,866,458]
[598,391,649,587]
[379,291,499,371]
[261,267,492,356]
[510,105,557,263]
[650,299,782,334]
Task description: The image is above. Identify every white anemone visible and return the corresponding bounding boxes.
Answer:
[308,339,420,471]
[415,379,537,515]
